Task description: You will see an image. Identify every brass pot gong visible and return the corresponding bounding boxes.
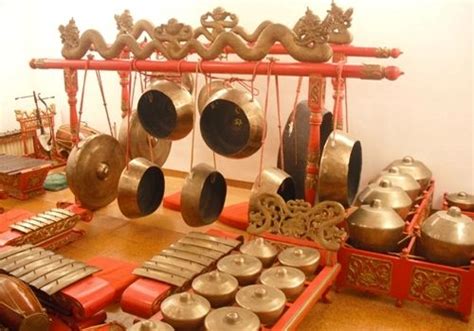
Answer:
[137,80,194,140]
[66,134,126,210]
[117,157,165,219]
[181,163,227,227]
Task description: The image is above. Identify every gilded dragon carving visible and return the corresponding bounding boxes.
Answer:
[247,193,346,250]
[58,4,358,62]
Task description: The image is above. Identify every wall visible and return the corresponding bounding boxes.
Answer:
[0,0,472,207]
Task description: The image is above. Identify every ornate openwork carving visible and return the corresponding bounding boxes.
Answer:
[115,9,134,35]
[327,2,353,44]
[59,5,345,63]
[409,267,460,307]
[247,193,346,250]
[59,18,80,49]
[294,8,332,47]
[154,19,193,43]
[346,254,392,292]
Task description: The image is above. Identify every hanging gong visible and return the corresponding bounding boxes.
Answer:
[118,111,171,167]
[137,80,194,140]
[200,88,265,159]
[197,80,228,115]
[249,167,296,210]
[318,130,362,207]
[181,163,227,227]
[66,134,126,210]
[117,158,165,218]
[277,100,333,199]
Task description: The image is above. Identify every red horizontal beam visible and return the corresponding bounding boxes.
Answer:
[221,44,402,59]
[30,58,403,80]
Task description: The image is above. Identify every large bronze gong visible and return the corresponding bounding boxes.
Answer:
[200,89,265,159]
[318,131,362,207]
[181,163,227,227]
[66,134,126,210]
[137,80,194,140]
[278,100,333,199]
[117,158,165,218]
[118,111,171,167]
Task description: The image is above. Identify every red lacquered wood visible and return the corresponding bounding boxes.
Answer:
[63,68,79,144]
[30,59,403,80]
[120,278,172,318]
[405,180,435,234]
[162,191,181,212]
[332,50,347,130]
[86,256,139,302]
[60,276,115,320]
[305,75,326,204]
[218,201,249,230]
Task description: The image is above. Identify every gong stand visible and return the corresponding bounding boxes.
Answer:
[29,4,405,329]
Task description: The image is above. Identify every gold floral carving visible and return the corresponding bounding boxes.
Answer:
[409,267,460,307]
[327,2,353,44]
[294,8,332,47]
[360,64,385,80]
[59,7,333,62]
[375,47,392,58]
[248,193,346,250]
[347,254,392,292]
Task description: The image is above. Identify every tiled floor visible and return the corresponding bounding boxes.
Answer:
[1,175,472,330]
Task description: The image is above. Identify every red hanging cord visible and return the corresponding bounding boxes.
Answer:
[274,75,284,169]
[344,80,349,133]
[332,60,345,140]
[95,70,113,136]
[189,60,201,171]
[257,60,275,185]
[289,77,303,166]
[76,58,90,145]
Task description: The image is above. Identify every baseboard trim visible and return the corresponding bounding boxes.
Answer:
[162,168,253,190]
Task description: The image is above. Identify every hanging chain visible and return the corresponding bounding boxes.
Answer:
[95,70,113,136]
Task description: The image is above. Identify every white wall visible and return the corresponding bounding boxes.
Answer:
[0,0,472,207]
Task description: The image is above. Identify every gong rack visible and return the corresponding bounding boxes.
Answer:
[29,2,403,209]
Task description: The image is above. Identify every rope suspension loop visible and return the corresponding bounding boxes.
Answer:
[344,80,349,133]
[332,60,345,140]
[95,70,113,136]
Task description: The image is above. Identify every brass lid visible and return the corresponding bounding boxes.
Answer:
[239,238,278,260]
[370,167,421,198]
[347,199,405,230]
[235,284,286,313]
[217,254,262,278]
[356,179,412,209]
[192,270,238,297]
[277,247,320,268]
[204,307,260,331]
[446,192,474,211]
[421,207,474,244]
[160,292,210,322]
[129,320,174,331]
[259,266,305,290]
[386,156,432,187]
